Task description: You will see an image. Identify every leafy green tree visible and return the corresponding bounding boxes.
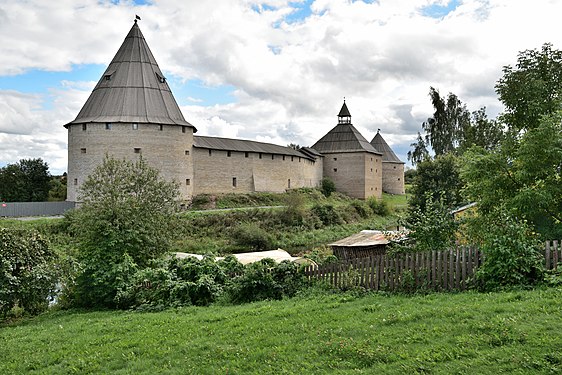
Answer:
[401,192,458,253]
[48,175,67,201]
[496,43,562,133]
[408,153,465,213]
[462,111,562,238]
[422,86,472,156]
[68,156,180,307]
[0,158,50,202]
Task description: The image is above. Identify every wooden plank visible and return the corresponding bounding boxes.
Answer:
[544,241,551,270]
[461,247,467,290]
[442,250,448,290]
[467,246,474,276]
[554,240,559,270]
[449,249,454,290]
[455,247,461,290]
[431,250,436,289]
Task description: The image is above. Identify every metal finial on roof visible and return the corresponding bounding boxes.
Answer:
[135,15,141,23]
[377,128,380,133]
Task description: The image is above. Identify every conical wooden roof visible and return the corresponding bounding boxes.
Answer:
[64,21,195,129]
[370,131,403,163]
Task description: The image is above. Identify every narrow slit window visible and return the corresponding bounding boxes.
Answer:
[82,124,87,131]
[272,154,275,160]
[232,177,237,187]
[105,123,112,130]
[209,149,212,156]
[186,179,191,186]
[159,125,163,131]
[132,123,138,130]
[134,148,141,154]
[185,150,190,155]
[282,155,285,161]
[334,168,338,172]
[73,179,78,186]
[182,126,186,133]
[227,151,231,157]
[259,153,262,159]
[245,152,249,158]
[80,148,86,154]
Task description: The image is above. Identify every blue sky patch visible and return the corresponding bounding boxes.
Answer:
[0,64,105,94]
[421,0,461,18]
[167,77,236,106]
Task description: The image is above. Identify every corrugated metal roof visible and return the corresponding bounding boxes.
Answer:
[193,135,315,160]
[329,230,389,247]
[370,131,404,163]
[64,21,195,130]
[311,123,382,154]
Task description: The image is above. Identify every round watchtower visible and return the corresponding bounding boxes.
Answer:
[64,21,196,202]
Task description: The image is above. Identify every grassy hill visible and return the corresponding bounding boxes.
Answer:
[2,287,562,374]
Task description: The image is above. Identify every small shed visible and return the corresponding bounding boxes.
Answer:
[329,230,389,261]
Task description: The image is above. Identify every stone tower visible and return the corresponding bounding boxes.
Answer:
[64,20,196,202]
[370,131,405,195]
[311,101,383,199]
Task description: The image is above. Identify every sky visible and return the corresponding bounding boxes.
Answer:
[1,0,562,175]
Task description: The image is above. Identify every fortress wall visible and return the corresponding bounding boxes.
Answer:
[382,162,405,195]
[192,148,323,195]
[67,122,193,202]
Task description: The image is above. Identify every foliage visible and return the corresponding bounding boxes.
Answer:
[281,191,307,225]
[68,156,180,307]
[366,197,390,216]
[470,209,544,290]
[231,222,273,251]
[408,88,501,166]
[496,43,562,133]
[320,177,336,197]
[227,259,306,304]
[116,256,241,310]
[0,228,58,320]
[48,175,67,201]
[403,168,417,184]
[311,203,343,226]
[462,111,562,238]
[0,158,51,202]
[401,192,458,253]
[408,153,465,213]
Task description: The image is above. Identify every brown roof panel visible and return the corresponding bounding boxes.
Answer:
[194,136,315,160]
[311,123,381,155]
[370,131,404,163]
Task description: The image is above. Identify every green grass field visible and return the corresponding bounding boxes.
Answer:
[2,287,562,374]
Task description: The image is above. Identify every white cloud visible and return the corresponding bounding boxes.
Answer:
[1,0,562,173]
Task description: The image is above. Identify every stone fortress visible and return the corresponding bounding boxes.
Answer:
[65,21,404,202]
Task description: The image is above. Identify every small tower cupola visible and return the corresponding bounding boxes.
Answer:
[338,99,351,124]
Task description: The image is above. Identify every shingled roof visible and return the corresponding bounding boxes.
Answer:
[311,102,381,155]
[193,135,315,160]
[64,21,195,129]
[370,131,403,163]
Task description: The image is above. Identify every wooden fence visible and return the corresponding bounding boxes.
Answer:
[303,241,562,292]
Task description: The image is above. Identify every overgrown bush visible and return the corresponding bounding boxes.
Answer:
[232,223,273,251]
[227,259,306,303]
[367,197,390,216]
[320,177,336,197]
[311,204,343,226]
[472,210,544,290]
[349,200,370,219]
[116,256,307,309]
[116,256,242,310]
[0,228,59,320]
